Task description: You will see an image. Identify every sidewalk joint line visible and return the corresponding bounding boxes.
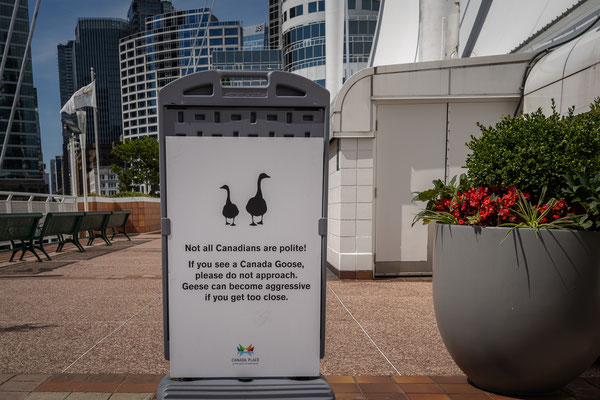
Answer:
[328,284,402,376]
[61,294,161,373]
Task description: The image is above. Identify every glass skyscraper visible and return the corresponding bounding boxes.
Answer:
[50,156,63,194]
[73,18,130,145]
[119,9,241,140]
[0,0,46,192]
[281,0,379,86]
[128,0,174,34]
[243,23,268,49]
[57,19,129,195]
[58,1,174,195]
[268,0,281,49]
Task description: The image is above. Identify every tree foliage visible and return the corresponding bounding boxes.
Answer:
[111,137,159,195]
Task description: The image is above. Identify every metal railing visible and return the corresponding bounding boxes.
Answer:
[0,191,78,215]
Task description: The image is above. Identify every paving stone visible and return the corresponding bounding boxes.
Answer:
[24,393,70,400]
[326,376,356,384]
[356,377,395,383]
[398,384,443,394]
[74,383,120,393]
[10,375,51,383]
[0,381,42,392]
[34,382,82,392]
[0,392,29,400]
[46,375,88,383]
[393,377,434,384]
[447,394,493,400]
[121,376,162,384]
[0,375,15,385]
[83,376,126,384]
[431,377,468,384]
[334,394,366,400]
[439,384,482,394]
[114,383,157,393]
[330,383,362,393]
[65,393,111,400]
[406,394,450,400]
[359,383,402,394]
[108,394,154,400]
[364,394,408,400]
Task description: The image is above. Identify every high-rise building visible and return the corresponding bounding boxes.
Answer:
[119,9,242,140]
[58,1,173,195]
[50,156,63,194]
[57,43,75,107]
[268,0,281,49]
[128,0,175,34]
[243,23,268,49]
[57,41,75,194]
[212,49,281,75]
[57,18,129,195]
[74,19,130,145]
[281,0,379,85]
[0,0,47,193]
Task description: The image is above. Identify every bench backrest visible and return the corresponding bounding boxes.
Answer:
[0,213,43,241]
[40,212,84,236]
[107,211,131,228]
[78,211,112,232]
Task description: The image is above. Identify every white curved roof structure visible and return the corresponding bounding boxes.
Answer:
[370,0,583,67]
[524,26,600,114]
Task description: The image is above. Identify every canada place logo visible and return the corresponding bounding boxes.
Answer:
[237,344,255,356]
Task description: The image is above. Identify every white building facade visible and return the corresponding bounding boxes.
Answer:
[281,0,379,85]
[89,166,120,197]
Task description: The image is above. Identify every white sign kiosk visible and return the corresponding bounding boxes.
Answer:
[157,71,333,399]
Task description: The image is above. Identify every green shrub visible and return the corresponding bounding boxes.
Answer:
[465,99,600,201]
[562,170,600,230]
[110,191,159,198]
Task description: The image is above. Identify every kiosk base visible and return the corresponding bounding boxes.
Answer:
[157,374,335,399]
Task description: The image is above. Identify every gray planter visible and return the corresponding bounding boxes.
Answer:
[434,223,600,395]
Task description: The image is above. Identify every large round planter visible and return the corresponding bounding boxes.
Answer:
[433,223,600,395]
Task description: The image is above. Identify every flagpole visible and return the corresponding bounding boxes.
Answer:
[69,137,77,196]
[77,110,88,212]
[91,67,101,195]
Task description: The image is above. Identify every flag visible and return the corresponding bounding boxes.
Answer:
[60,80,96,114]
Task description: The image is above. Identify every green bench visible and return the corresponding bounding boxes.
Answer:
[79,211,112,246]
[34,212,85,260]
[107,211,131,241]
[0,213,43,262]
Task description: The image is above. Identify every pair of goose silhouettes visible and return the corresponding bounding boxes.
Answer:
[220,173,269,227]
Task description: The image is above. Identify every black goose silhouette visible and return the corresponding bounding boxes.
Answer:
[220,185,239,226]
[246,173,270,226]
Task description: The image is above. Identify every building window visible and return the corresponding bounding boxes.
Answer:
[308,2,317,13]
[348,0,356,9]
[362,0,380,11]
[318,1,325,11]
[225,37,238,45]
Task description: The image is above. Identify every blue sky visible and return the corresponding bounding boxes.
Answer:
[28,0,268,172]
